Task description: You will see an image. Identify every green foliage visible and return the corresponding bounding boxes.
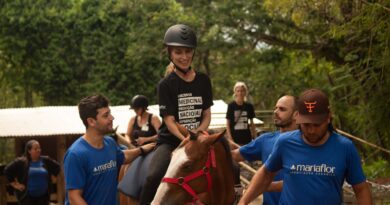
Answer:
[0,139,15,165]
[0,0,389,161]
[363,158,390,179]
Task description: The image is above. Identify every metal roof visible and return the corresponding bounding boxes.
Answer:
[0,100,263,138]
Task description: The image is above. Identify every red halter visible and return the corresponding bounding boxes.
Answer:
[162,135,217,205]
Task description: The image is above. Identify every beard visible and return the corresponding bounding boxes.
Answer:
[275,119,292,128]
[301,129,329,145]
[97,124,114,135]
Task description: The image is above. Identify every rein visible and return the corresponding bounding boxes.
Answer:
[162,132,216,205]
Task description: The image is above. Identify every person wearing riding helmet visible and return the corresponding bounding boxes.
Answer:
[118,95,161,204]
[139,24,213,204]
[126,95,161,147]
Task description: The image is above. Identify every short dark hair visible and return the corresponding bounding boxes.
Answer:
[78,94,109,128]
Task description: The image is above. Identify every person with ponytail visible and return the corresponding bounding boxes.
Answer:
[139,24,213,204]
[3,140,60,205]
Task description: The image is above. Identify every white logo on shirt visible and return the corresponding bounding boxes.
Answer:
[93,160,117,175]
[234,110,248,130]
[177,93,203,130]
[290,163,336,176]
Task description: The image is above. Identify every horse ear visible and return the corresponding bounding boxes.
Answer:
[203,129,226,145]
[175,122,189,136]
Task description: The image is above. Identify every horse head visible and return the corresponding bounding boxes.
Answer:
[152,123,235,205]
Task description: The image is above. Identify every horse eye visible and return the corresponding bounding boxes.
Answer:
[181,161,193,170]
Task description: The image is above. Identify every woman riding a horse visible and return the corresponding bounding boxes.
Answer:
[139,24,214,204]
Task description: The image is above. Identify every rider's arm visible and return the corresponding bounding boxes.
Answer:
[238,165,276,205]
[164,115,187,140]
[352,181,373,205]
[68,189,87,205]
[194,108,211,132]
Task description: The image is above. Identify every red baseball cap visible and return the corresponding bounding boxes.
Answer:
[296,89,330,124]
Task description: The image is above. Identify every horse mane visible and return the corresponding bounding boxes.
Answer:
[217,132,234,169]
[208,129,234,175]
[187,128,233,172]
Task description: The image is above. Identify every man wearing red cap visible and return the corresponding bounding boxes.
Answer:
[238,89,372,205]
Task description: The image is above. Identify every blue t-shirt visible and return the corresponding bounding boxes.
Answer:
[239,131,283,205]
[64,136,124,205]
[265,130,366,205]
[27,159,48,197]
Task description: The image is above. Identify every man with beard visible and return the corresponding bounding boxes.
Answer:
[238,89,372,205]
[232,95,298,205]
[63,95,156,205]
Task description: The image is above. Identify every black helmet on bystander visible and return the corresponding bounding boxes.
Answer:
[130,95,149,109]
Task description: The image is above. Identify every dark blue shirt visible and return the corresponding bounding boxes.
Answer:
[28,160,48,197]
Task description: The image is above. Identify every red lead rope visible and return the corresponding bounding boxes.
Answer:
[162,142,216,204]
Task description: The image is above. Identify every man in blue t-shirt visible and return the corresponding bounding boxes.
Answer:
[239,89,372,205]
[232,95,298,205]
[63,95,156,205]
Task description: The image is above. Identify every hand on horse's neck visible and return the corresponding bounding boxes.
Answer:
[175,69,196,82]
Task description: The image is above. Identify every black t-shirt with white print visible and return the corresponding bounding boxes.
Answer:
[226,101,255,145]
[157,71,213,147]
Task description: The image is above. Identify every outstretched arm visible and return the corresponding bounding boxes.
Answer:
[352,181,372,205]
[231,149,245,162]
[238,165,276,205]
[122,143,156,164]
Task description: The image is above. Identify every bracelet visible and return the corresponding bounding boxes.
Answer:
[139,147,145,156]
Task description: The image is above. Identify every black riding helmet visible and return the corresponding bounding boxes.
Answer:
[163,24,197,48]
[130,95,149,109]
[164,24,197,74]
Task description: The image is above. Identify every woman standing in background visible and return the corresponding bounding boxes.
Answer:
[4,139,60,205]
[226,82,256,147]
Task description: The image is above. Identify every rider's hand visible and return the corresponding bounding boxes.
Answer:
[136,137,148,145]
[141,143,156,153]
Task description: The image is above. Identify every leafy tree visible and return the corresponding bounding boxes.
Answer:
[0,0,73,106]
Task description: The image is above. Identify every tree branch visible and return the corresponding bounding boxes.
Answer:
[361,0,390,12]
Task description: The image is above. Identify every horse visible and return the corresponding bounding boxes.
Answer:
[152,125,236,205]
